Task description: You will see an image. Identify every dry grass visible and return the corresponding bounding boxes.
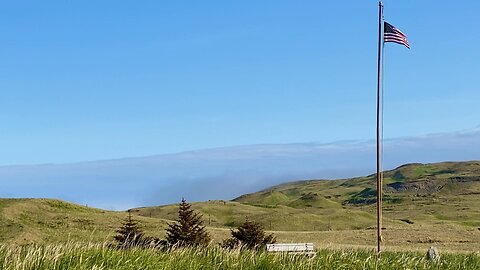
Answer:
[0,243,478,270]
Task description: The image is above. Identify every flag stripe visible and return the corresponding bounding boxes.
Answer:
[385,36,409,44]
[385,40,410,48]
[385,36,408,42]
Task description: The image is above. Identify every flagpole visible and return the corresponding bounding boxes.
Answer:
[376,0,384,254]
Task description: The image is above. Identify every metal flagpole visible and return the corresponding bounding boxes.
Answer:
[376,0,384,254]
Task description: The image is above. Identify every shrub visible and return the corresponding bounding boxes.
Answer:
[222,219,276,249]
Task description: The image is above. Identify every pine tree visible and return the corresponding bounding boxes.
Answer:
[114,211,145,248]
[221,219,276,249]
[165,198,211,247]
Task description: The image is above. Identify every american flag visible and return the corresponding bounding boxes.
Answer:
[384,21,410,49]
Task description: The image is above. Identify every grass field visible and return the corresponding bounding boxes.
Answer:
[0,243,478,270]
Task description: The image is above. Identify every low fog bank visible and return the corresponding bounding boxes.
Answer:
[1,128,479,210]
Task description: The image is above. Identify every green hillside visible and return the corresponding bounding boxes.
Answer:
[134,161,480,230]
[1,161,479,251]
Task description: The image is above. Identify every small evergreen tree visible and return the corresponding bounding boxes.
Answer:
[221,219,276,249]
[113,211,145,248]
[165,198,211,247]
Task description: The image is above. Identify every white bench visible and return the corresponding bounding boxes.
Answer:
[266,243,315,255]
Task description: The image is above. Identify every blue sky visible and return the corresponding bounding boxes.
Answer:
[0,0,479,165]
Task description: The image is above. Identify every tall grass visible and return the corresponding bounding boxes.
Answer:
[0,243,478,270]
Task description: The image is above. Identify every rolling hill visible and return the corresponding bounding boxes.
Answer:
[1,161,479,251]
[0,198,171,245]
[132,161,480,251]
[134,161,480,229]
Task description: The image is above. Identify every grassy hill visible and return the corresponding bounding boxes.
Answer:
[1,161,479,251]
[134,161,480,230]
[0,199,171,245]
[132,161,480,251]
